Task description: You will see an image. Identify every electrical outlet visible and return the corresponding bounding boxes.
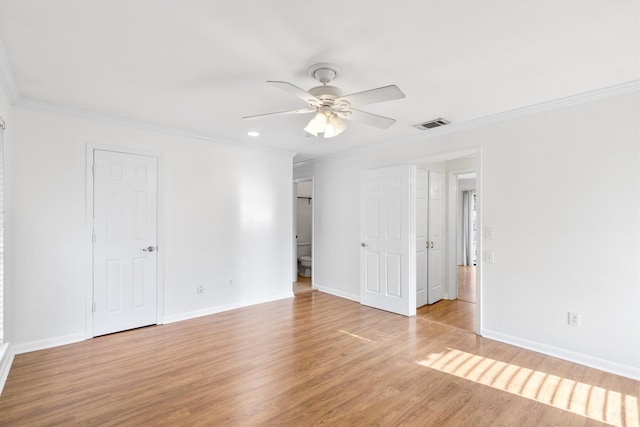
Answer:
[228,279,233,287]
[568,312,580,327]
[483,250,495,263]
[197,284,205,294]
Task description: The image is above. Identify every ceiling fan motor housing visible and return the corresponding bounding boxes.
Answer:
[309,85,343,99]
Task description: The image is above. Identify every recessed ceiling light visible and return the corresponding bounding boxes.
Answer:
[247,131,260,137]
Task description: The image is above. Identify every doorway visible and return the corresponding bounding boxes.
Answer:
[293,178,315,295]
[414,150,481,334]
[456,173,477,303]
[357,150,481,331]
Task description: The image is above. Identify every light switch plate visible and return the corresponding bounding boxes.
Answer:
[484,227,493,239]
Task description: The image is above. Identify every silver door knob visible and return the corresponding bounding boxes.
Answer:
[143,246,156,252]
[361,242,368,247]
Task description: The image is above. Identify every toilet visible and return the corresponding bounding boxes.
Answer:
[298,256,312,277]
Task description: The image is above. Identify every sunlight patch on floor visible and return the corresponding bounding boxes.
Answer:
[416,348,638,427]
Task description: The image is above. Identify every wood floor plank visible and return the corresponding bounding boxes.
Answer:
[0,292,637,426]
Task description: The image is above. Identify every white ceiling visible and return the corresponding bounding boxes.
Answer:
[0,1,638,163]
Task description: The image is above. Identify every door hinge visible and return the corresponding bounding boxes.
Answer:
[92,302,96,313]
[92,163,96,175]
[92,230,96,244]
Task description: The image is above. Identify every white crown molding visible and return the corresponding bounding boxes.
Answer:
[295,79,640,167]
[15,97,298,158]
[0,41,20,105]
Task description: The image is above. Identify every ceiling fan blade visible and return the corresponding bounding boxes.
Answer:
[268,81,321,105]
[336,85,405,106]
[242,108,316,120]
[346,109,397,129]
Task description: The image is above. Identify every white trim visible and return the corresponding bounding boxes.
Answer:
[482,328,640,381]
[296,80,640,166]
[0,42,20,105]
[0,342,14,395]
[17,97,297,158]
[85,143,164,337]
[292,182,297,281]
[293,159,315,168]
[163,292,294,324]
[475,151,483,335]
[314,284,360,303]
[12,332,85,355]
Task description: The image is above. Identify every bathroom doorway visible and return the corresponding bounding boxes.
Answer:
[293,178,315,295]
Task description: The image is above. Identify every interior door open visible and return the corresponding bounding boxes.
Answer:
[92,149,158,336]
[360,165,415,316]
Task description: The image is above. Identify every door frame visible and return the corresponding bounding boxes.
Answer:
[85,143,164,339]
[411,148,482,334]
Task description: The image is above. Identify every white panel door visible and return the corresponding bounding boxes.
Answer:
[93,150,158,336]
[360,165,415,316]
[427,170,444,304]
[415,169,428,307]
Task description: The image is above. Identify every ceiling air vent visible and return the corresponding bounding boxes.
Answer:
[414,118,450,130]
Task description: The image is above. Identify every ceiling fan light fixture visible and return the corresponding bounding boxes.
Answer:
[244,64,405,140]
[304,108,347,138]
[304,111,327,136]
[324,115,346,138]
[303,120,319,137]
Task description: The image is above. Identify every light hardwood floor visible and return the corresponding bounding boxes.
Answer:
[1,292,638,426]
[293,275,315,295]
[457,265,476,303]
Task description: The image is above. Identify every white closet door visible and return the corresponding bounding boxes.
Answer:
[415,169,428,307]
[427,170,444,304]
[93,149,158,336]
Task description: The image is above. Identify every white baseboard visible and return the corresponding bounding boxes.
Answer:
[0,343,15,395]
[314,283,360,303]
[482,328,640,381]
[12,332,86,355]
[163,292,294,324]
[8,293,295,356]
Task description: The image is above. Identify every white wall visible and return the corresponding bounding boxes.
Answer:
[9,105,293,349]
[294,90,640,378]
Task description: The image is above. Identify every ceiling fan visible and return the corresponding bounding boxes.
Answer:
[243,63,406,138]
